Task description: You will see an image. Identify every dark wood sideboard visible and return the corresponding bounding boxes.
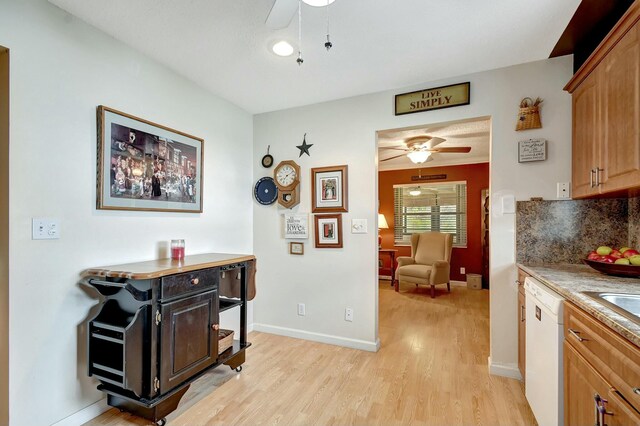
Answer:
[82,253,255,425]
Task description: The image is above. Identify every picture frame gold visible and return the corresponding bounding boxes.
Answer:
[314,214,343,248]
[311,165,348,213]
[97,105,204,213]
[289,242,304,255]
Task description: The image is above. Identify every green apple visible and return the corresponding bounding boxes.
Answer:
[629,255,640,266]
[597,246,613,256]
[620,247,632,253]
[615,258,631,265]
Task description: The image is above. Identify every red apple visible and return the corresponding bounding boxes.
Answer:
[610,250,623,259]
[623,249,640,258]
[587,251,601,261]
[600,255,616,263]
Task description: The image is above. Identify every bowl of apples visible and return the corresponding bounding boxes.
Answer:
[584,246,640,277]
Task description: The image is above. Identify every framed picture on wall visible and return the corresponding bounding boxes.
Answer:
[284,213,309,239]
[314,214,343,248]
[289,242,304,255]
[311,165,348,213]
[97,105,204,213]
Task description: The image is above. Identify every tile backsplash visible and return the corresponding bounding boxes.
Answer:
[516,198,632,264]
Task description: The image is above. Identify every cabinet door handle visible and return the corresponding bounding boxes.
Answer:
[590,169,596,188]
[521,305,525,322]
[633,387,640,395]
[595,168,603,186]
[190,277,200,285]
[211,324,219,331]
[568,328,587,342]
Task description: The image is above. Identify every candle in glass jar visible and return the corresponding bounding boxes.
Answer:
[171,239,185,260]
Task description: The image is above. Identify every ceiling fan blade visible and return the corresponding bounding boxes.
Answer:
[429,147,472,153]
[380,154,407,162]
[265,0,298,29]
[380,147,408,151]
[425,137,446,149]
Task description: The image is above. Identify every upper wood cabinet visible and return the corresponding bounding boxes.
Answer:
[566,4,640,198]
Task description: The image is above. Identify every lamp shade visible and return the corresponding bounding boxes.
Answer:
[407,151,431,164]
[378,213,389,229]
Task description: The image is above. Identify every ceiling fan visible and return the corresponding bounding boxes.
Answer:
[380,136,472,164]
[266,0,334,29]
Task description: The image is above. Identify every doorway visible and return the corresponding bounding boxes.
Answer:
[0,45,9,425]
[376,116,491,289]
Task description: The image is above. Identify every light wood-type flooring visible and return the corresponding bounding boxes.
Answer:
[86,281,536,425]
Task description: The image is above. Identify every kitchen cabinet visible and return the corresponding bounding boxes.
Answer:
[516,268,528,382]
[564,301,640,425]
[566,4,640,198]
[83,253,255,425]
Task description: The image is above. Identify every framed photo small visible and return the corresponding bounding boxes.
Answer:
[311,165,348,213]
[289,242,304,255]
[314,214,343,248]
[284,213,309,239]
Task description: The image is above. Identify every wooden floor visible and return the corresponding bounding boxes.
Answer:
[86,281,536,426]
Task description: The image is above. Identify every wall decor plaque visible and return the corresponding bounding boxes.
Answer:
[97,106,203,213]
[395,82,470,116]
[518,139,547,163]
[284,213,309,239]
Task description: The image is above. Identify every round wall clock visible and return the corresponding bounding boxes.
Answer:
[261,146,274,168]
[273,160,300,191]
[254,177,278,205]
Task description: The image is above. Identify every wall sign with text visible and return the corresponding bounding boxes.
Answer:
[518,139,547,163]
[395,82,470,116]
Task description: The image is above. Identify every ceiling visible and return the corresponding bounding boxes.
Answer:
[378,118,490,171]
[49,0,580,114]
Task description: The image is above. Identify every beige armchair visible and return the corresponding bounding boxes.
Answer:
[395,232,453,298]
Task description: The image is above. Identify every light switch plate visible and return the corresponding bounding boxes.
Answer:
[501,195,516,214]
[351,219,368,234]
[32,217,60,240]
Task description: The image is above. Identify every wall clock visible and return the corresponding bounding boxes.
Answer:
[274,160,301,208]
[261,145,274,168]
[254,177,278,205]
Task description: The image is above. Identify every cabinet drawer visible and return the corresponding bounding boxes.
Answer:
[564,301,640,411]
[160,268,217,300]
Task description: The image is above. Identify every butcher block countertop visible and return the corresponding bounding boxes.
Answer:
[82,252,255,280]
[518,263,640,348]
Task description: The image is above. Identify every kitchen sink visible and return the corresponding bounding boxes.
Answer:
[583,292,640,325]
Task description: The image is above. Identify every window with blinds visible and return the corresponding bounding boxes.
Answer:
[393,181,467,247]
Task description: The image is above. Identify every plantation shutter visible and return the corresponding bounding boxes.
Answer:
[393,182,467,247]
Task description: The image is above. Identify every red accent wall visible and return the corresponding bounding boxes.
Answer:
[378,163,489,282]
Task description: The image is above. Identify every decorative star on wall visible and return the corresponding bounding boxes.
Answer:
[296,133,313,157]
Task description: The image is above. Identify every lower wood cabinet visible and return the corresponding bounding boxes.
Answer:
[564,302,640,425]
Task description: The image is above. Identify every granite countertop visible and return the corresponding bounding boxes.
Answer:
[517,263,640,348]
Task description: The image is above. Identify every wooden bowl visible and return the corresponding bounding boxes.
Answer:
[583,259,640,278]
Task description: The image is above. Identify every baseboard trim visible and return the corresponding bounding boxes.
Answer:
[488,356,523,380]
[253,323,380,352]
[51,398,109,426]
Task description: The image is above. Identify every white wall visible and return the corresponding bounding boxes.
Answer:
[1,0,253,424]
[253,57,573,373]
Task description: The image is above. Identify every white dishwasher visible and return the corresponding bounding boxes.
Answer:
[524,277,565,426]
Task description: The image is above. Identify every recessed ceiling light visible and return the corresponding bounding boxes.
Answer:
[272,41,294,57]
[302,0,335,7]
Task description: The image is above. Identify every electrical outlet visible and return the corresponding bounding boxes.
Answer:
[345,307,354,322]
[32,217,60,240]
[297,303,306,316]
[557,182,571,199]
[460,267,466,275]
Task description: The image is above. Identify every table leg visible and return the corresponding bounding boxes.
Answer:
[391,252,398,291]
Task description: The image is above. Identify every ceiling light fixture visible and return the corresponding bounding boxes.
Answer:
[272,41,294,57]
[302,0,335,6]
[409,188,421,196]
[407,151,431,164]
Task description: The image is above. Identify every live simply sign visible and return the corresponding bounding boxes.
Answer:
[395,82,470,115]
